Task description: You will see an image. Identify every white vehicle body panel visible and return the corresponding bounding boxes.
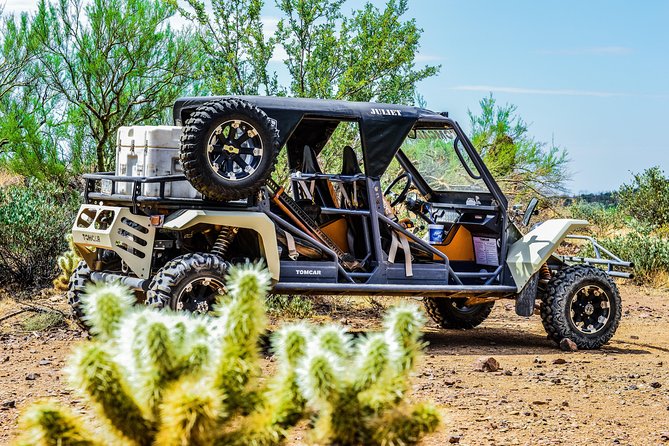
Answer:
[506,219,589,290]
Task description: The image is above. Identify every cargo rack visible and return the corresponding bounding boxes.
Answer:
[83,172,254,212]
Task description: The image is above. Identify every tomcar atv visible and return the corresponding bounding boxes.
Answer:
[68,96,633,349]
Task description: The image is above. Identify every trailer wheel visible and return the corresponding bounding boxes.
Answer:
[146,253,228,313]
[180,99,280,201]
[67,260,91,325]
[540,265,621,349]
[424,298,494,329]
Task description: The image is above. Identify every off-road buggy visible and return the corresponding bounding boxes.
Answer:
[68,96,633,349]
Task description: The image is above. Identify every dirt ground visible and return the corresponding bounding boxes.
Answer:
[1,283,668,446]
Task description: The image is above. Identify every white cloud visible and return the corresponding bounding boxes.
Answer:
[261,16,279,35]
[414,53,442,63]
[537,46,633,56]
[451,85,627,98]
[2,0,38,13]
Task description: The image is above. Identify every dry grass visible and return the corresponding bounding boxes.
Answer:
[20,310,64,331]
[0,170,23,187]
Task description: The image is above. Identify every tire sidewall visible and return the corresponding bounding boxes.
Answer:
[146,253,228,312]
[544,266,622,349]
[424,298,494,329]
[67,260,91,321]
[181,99,280,201]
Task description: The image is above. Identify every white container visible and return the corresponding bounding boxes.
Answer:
[115,126,201,199]
[428,224,444,244]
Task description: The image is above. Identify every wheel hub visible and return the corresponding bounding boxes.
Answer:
[569,285,611,335]
[176,277,226,313]
[584,302,595,316]
[206,119,263,182]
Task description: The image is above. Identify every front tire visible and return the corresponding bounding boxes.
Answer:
[424,298,494,329]
[67,260,92,323]
[540,265,622,349]
[180,99,280,201]
[146,253,228,312]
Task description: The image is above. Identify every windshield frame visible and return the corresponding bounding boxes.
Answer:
[395,119,508,210]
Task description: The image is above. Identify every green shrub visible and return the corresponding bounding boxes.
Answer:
[266,294,314,318]
[568,201,624,238]
[617,166,669,230]
[0,179,79,287]
[17,264,438,446]
[592,228,669,285]
[21,311,65,332]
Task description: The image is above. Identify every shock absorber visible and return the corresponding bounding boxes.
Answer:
[540,263,551,281]
[211,226,238,258]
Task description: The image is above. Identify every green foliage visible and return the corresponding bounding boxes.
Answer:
[174,0,279,96]
[17,264,438,445]
[586,226,669,285]
[617,166,669,230]
[180,0,439,102]
[0,179,79,287]
[21,311,65,332]
[0,10,68,182]
[266,294,314,319]
[469,94,570,198]
[0,85,68,183]
[395,130,487,192]
[568,201,624,239]
[31,0,201,172]
[276,0,439,102]
[0,10,36,103]
[53,234,81,291]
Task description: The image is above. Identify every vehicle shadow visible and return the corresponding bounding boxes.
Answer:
[262,326,652,357]
[421,326,652,356]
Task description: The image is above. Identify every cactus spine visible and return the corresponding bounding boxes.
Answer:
[18,264,439,446]
[53,234,81,291]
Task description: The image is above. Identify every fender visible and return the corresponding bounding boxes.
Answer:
[163,210,280,281]
[506,219,589,291]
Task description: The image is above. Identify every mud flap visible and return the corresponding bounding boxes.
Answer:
[515,273,539,317]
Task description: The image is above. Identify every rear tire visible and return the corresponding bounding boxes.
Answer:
[424,298,494,329]
[180,99,280,201]
[540,265,621,349]
[146,253,228,313]
[67,260,91,325]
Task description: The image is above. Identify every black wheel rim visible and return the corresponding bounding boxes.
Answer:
[569,284,611,335]
[206,119,264,181]
[175,277,226,313]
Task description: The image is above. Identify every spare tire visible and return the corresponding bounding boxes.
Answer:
[180,99,280,201]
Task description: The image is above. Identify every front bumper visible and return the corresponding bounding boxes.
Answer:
[72,204,156,279]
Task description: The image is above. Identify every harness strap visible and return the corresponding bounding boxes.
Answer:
[339,183,352,208]
[388,232,413,277]
[284,232,299,260]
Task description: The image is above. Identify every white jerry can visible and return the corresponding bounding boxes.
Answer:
[115,126,201,199]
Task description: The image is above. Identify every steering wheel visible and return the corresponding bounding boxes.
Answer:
[384,171,413,207]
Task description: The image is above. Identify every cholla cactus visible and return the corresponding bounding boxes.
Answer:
[18,263,439,446]
[53,234,81,291]
[18,263,302,446]
[293,303,440,446]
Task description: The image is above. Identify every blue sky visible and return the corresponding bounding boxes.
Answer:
[6,0,669,193]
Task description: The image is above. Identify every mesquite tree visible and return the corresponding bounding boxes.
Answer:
[32,0,200,172]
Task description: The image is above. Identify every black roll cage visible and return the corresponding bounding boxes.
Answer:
[82,97,521,297]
